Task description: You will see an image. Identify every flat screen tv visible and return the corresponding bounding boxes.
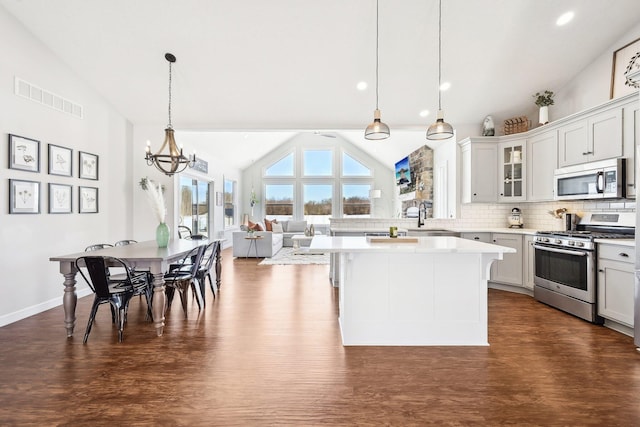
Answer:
[395,156,411,187]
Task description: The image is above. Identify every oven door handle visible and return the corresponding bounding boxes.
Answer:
[533,244,588,256]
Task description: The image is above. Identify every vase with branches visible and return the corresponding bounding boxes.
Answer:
[140,177,169,247]
[533,90,554,125]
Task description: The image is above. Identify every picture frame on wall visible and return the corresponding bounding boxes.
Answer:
[48,183,72,214]
[79,151,98,180]
[610,37,640,99]
[8,134,40,172]
[79,186,98,213]
[48,144,73,177]
[9,179,40,214]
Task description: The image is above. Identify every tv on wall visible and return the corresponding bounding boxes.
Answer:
[395,156,411,187]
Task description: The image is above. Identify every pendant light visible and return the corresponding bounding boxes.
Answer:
[426,0,454,140]
[364,0,390,140]
[145,53,195,176]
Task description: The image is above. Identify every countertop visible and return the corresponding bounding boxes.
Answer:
[307,235,516,254]
[594,238,635,248]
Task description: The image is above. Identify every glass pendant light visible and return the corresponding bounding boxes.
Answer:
[365,0,390,140]
[145,53,195,176]
[426,0,454,140]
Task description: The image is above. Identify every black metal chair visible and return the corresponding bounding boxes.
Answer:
[196,242,218,302]
[186,234,206,240]
[178,226,192,239]
[85,243,114,251]
[75,256,149,343]
[114,239,138,246]
[164,245,206,317]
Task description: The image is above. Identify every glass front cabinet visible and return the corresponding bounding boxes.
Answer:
[498,139,526,202]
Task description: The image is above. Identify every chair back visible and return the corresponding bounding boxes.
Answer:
[178,226,192,239]
[186,234,206,240]
[114,239,137,246]
[199,242,217,274]
[166,245,205,280]
[76,256,132,298]
[85,243,114,252]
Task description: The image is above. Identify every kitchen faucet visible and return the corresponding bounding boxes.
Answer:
[418,202,428,228]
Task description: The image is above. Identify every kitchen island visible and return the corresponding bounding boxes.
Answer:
[307,235,515,346]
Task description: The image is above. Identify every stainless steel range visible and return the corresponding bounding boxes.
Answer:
[533,212,635,324]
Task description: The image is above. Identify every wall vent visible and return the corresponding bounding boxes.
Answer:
[14,77,83,119]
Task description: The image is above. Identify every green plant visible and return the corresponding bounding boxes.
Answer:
[533,90,554,107]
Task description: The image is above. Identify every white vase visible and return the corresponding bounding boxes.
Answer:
[539,106,549,125]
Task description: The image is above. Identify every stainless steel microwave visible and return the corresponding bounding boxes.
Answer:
[554,158,625,200]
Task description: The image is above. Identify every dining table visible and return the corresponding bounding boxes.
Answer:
[49,238,224,338]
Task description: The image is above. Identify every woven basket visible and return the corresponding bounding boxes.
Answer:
[503,116,530,135]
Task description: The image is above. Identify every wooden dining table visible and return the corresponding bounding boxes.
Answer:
[49,238,224,338]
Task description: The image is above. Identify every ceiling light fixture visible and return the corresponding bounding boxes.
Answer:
[364,0,390,140]
[426,0,454,141]
[145,53,195,176]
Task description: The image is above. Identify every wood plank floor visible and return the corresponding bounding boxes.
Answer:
[1,248,640,426]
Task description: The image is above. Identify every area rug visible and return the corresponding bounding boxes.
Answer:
[259,247,329,265]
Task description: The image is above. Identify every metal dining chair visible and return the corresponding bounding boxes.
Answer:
[196,242,218,302]
[164,245,206,317]
[178,226,192,239]
[75,256,150,343]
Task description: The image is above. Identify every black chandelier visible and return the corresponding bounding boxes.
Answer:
[145,53,195,176]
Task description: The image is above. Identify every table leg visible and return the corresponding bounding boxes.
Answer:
[150,271,166,336]
[215,242,222,290]
[60,262,78,337]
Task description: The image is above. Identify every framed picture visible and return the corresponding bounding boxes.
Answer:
[9,134,40,172]
[79,186,98,213]
[216,191,223,206]
[9,179,40,214]
[48,183,72,214]
[79,151,99,180]
[610,37,640,99]
[48,144,73,177]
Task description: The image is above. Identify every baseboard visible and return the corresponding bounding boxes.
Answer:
[488,282,534,297]
[0,287,92,327]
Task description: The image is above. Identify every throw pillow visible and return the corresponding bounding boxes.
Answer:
[264,218,277,231]
[248,221,263,231]
[272,222,284,233]
[286,220,307,232]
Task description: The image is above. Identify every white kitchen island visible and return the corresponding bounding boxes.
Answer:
[307,235,515,346]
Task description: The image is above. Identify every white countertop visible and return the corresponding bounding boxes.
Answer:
[307,235,516,254]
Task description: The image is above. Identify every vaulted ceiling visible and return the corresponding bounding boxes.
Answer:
[3,0,640,169]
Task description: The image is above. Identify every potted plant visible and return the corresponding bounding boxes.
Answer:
[533,90,554,125]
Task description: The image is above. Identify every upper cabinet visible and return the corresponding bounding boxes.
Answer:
[558,107,622,167]
[498,138,526,202]
[459,138,497,203]
[527,131,557,201]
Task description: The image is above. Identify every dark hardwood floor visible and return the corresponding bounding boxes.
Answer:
[1,248,640,426]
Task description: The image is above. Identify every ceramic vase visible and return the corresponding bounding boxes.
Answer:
[156,222,170,248]
[539,106,549,125]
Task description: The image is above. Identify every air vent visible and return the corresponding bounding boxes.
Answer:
[14,77,83,119]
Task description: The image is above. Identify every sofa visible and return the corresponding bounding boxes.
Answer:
[232,231,283,258]
[278,220,308,247]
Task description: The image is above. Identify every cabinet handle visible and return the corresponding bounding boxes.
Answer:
[474,237,480,240]
[582,151,593,155]
[618,252,629,258]
[598,269,605,273]
[473,193,477,196]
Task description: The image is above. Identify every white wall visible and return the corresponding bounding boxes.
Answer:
[0,6,132,325]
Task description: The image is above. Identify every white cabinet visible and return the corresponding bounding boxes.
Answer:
[498,139,526,202]
[460,232,492,243]
[622,100,639,199]
[527,131,557,201]
[523,235,535,291]
[558,107,623,167]
[459,138,497,203]
[490,233,523,286]
[597,244,635,328]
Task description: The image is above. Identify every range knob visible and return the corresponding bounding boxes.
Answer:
[554,239,562,244]
[575,241,585,248]
[567,241,575,246]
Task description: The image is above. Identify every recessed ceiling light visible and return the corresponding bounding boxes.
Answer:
[419,110,430,117]
[556,11,574,26]
[357,81,368,91]
[439,82,451,91]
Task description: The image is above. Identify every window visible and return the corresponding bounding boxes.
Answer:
[224,178,236,227]
[265,184,294,221]
[342,184,371,217]
[265,152,294,176]
[179,177,211,236]
[304,184,332,224]
[342,152,371,176]
[303,150,332,176]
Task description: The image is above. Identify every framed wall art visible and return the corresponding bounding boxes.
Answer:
[610,37,640,99]
[48,183,72,214]
[48,144,72,177]
[79,151,98,180]
[9,179,40,214]
[9,134,40,172]
[79,186,98,213]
